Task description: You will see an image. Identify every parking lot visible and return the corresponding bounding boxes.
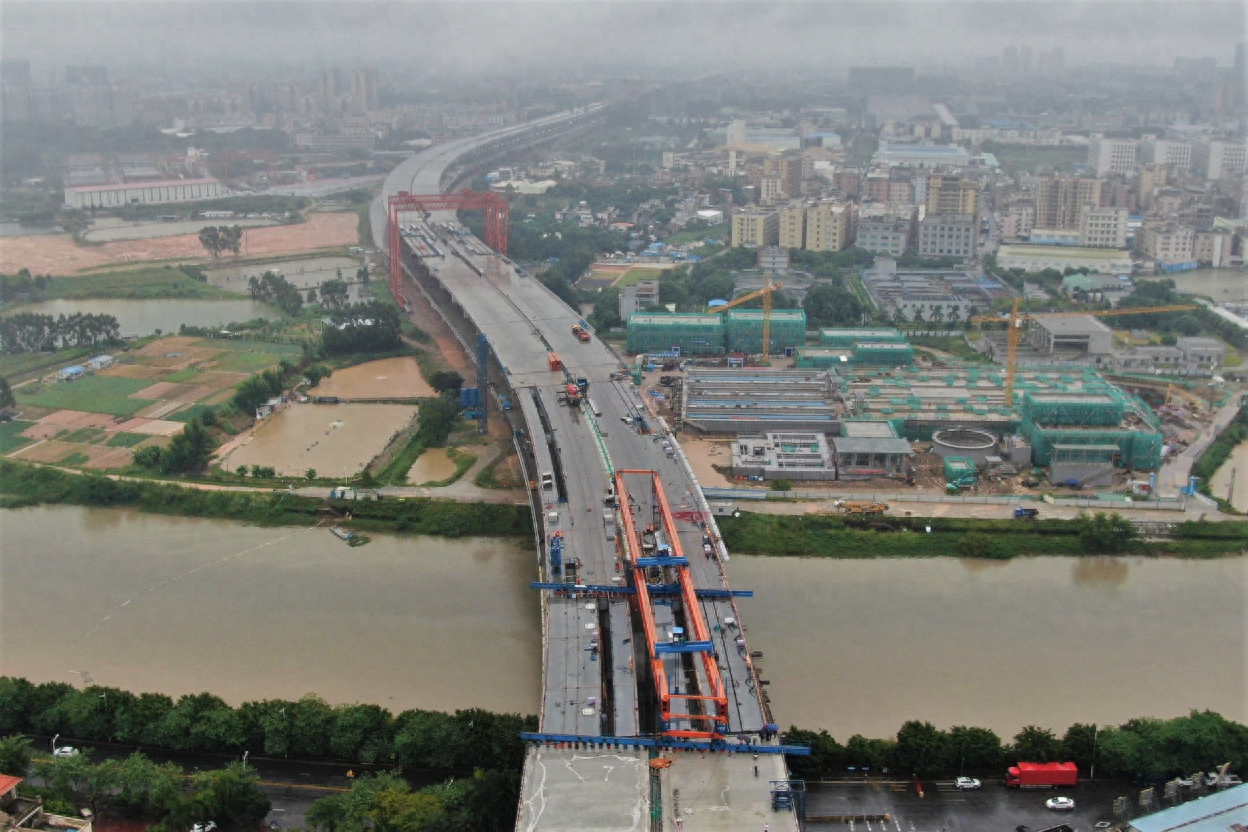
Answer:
[804,777,1128,832]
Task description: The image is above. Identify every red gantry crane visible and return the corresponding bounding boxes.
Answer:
[387,189,510,299]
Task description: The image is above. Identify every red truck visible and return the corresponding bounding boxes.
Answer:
[571,324,591,343]
[1006,762,1078,789]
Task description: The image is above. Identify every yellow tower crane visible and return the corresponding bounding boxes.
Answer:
[708,274,784,362]
[971,303,1198,406]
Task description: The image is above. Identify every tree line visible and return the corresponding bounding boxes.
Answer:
[0,312,121,354]
[0,736,269,832]
[321,300,403,356]
[785,710,1248,781]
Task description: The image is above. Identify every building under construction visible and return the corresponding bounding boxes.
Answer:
[682,363,1164,472]
[625,309,807,358]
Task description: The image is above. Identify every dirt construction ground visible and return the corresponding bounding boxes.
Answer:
[0,212,358,274]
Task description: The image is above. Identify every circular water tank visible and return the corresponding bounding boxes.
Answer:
[932,427,998,463]
[708,299,729,308]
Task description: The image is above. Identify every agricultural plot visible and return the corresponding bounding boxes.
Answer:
[7,334,299,471]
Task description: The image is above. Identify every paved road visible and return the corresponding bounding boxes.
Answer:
[371,107,794,831]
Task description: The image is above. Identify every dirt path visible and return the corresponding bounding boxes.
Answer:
[0,212,358,274]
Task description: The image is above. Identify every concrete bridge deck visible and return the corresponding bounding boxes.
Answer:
[371,105,795,831]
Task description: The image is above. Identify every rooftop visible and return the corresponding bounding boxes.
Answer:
[65,177,219,193]
[833,436,914,455]
[1032,315,1114,335]
[998,244,1133,261]
[1129,784,1248,832]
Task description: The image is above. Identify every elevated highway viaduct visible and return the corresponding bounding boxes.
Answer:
[370,104,803,831]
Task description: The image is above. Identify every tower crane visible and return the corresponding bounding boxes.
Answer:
[708,274,784,362]
[972,302,1198,406]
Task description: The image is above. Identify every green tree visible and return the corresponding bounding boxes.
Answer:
[1011,725,1062,762]
[0,376,15,410]
[306,771,447,832]
[802,282,864,328]
[428,371,464,394]
[198,227,224,258]
[189,762,271,826]
[782,727,844,780]
[306,468,318,480]
[0,734,33,776]
[320,279,350,310]
[153,692,244,752]
[1077,512,1136,553]
[894,720,952,775]
[160,419,215,475]
[949,726,1003,771]
[134,443,165,470]
[1061,723,1099,771]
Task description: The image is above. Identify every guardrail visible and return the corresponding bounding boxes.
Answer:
[702,486,1187,511]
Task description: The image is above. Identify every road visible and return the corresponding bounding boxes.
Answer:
[371,106,795,831]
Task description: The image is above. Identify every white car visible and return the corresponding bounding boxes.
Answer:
[190,823,217,832]
[1207,773,1243,787]
[955,777,981,790]
[52,747,80,758]
[1046,797,1076,811]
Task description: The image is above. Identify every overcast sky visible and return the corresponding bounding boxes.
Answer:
[2,1,1245,84]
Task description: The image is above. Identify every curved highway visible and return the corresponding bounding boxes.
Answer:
[369,108,796,832]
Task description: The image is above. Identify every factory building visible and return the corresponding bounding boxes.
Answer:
[681,369,839,434]
[64,177,222,208]
[732,432,836,481]
[1025,315,1114,357]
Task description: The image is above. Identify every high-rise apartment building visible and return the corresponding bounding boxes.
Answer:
[732,208,780,248]
[857,206,916,256]
[1078,206,1129,249]
[1088,136,1137,176]
[1136,221,1195,264]
[1035,176,1102,229]
[805,202,856,252]
[759,175,785,205]
[778,202,807,249]
[925,175,979,217]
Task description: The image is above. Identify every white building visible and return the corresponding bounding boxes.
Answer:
[1192,140,1248,181]
[1136,221,1195,264]
[1078,206,1129,249]
[997,243,1133,273]
[1138,136,1191,170]
[64,177,222,208]
[1087,136,1137,176]
[918,213,978,260]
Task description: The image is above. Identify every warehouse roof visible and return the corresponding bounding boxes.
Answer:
[65,177,219,193]
[1129,784,1248,832]
[842,421,899,438]
[1031,315,1113,336]
[832,437,914,455]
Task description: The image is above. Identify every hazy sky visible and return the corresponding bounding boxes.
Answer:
[2,1,1245,83]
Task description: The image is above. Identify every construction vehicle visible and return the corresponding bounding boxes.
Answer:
[564,382,582,406]
[1006,762,1078,789]
[548,530,564,576]
[1013,507,1040,519]
[707,273,784,362]
[832,500,889,515]
[971,301,1197,406]
[547,351,563,371]
[571,324,591,342]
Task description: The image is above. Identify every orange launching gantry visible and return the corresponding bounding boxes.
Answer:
[614,469,729,740]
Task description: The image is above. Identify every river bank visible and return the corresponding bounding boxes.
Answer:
[0,459,532,538]
[718,509,1248,558]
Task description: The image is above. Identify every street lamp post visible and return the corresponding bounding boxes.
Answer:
[1090,725,1098,779]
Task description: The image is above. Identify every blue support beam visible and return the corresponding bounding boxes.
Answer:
[529,582,752,598]
[634,556,689,567]
[655,640,714,655]
[520,732,811,756]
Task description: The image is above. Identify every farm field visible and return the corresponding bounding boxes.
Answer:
[0,212,358,274]
[83,216,279,242]
[7,335,297,470]
[312,356,434,399]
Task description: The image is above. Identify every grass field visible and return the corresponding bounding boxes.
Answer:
[0,346,96,382]
[982,142,1088,176]
[167,404,216,423]
[200,338,302,355]
[62,427,107,444]
[15,375,155,416]
[664,223,728,245]
[47,266,241,300]
[208,350,290,373]
[614,267,666,286]
[105,432,149,448]
[0,421,35,455]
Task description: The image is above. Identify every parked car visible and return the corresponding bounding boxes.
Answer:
[52,746,79,758]
[190,822,217,832]
[1046,797,1076,811]
[955,777,981,790]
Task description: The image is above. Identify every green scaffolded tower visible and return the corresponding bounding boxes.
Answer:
[723,309,807,356]
[625,312,724,356]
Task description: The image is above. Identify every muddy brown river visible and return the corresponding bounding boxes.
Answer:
[732,554,1247,738]
[0,506,542,714]
[3,507,1242,736]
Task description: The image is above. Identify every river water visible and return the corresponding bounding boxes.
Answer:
[732,554,1247,738]
[1139,267,1248,302]
[1209,440,1248,510]
[3,506,1242,735]
[9,298,279,337]
[0,506,542,714]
